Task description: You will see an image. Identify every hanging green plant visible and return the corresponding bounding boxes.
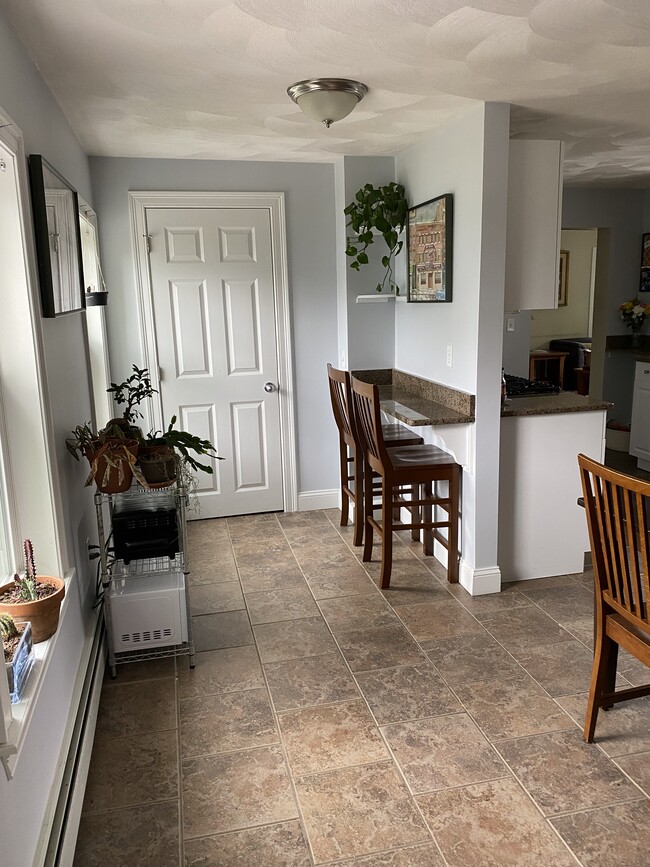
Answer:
[344,182,408,294]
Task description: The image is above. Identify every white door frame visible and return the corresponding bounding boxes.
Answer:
[128,191,298,513]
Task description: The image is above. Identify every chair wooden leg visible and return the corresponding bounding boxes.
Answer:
[447,467,460,583]
[362,461,375,563]
[380,485,394,589]
[410,484,420,542]
[339,441,350,527]
[423,482,433,556]
[352,445,364,547]
[601,641,619,711]
[584,627,615,742]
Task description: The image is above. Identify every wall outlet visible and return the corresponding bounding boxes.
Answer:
[446,345,453,367]
[506,317,516,333]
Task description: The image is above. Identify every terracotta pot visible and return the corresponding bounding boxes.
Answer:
[139,444,177,487]
[88,439,140,493]
[0,577,65,643]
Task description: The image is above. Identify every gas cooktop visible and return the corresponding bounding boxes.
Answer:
[505,374,560,397]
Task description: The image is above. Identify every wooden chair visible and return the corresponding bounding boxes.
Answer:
[351,375,461,588]
[578,453,650,742]
[327,364,423,546]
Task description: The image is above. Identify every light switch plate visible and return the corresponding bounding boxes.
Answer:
[506,317,516,332]
[446,345,453,367]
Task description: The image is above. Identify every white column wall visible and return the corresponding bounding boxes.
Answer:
[395,103,510,593]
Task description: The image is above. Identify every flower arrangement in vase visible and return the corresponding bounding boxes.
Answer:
[619,298,650,346]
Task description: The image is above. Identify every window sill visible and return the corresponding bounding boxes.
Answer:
[1,568,82,780]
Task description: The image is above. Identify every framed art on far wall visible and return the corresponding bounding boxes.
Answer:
[407,193,453,302]
[640,232,650,294]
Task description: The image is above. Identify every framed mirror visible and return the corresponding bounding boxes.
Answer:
[28,155,85,317]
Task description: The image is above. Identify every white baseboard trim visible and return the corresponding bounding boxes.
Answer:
[459,561,502,596]
[297,489,339,512]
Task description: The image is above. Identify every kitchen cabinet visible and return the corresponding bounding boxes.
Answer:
[630,360,650,470]
[505,140,564,312]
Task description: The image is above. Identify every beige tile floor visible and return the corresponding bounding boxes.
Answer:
[74,509,650,866]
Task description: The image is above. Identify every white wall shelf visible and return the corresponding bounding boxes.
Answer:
[355,293,397,303]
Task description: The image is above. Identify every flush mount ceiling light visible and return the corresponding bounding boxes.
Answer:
[287,78,368,128]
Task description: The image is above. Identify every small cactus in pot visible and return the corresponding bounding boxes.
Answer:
[0,540,65,643]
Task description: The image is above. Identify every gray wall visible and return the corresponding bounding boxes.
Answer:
[89,157,340,495]
[335,155,397,371]
[0,8,97,866]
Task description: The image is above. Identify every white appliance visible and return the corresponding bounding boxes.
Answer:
[108,571,187,652]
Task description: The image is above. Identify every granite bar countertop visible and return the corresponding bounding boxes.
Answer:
[501,393,612,418]
[352,369,475,426]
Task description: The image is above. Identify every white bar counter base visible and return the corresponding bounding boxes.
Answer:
[498,408,607,582]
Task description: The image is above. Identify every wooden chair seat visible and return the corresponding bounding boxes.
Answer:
[578,454,650,742]
[352,375,461,588]
[382,423,424,444]
[327,364,423,546]
[387,444,459,468]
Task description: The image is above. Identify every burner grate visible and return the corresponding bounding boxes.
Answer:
[505,374,560,397]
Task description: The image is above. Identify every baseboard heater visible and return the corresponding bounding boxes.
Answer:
[42,615,106,867]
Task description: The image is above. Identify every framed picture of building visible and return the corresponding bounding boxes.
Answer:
[407,193,453,303]
[640,232,650,294]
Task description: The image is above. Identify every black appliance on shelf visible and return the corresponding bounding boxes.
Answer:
[505,374,560,398]
[112,506,179,564]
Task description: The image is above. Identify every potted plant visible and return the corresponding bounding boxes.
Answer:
[1,613,34,704]
[139,415,223,487]
[137,437,178,487]
[0,540,65,643]
[67,423,142,493]
[344,181,408,294]
[105,364,157,435]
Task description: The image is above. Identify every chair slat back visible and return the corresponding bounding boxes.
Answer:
[327,364,355,447]
[351,376,386,472]
[578,453,650,629]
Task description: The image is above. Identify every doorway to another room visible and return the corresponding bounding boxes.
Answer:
[529,228,599,395]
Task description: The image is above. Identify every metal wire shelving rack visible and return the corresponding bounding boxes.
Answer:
[94,479,196,677]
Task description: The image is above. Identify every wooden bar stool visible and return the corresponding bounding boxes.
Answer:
[351,375,461,588]
[327,364,423,546]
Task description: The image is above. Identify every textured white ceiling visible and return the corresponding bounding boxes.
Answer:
[4,0,650,185]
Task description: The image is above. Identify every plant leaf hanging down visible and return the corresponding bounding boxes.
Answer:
[344,182,408,294]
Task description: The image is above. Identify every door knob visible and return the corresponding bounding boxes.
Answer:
[264,381,276,393]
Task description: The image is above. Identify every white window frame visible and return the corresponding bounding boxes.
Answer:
[0,376,19,582]
[0,108,67,773]
[79,201,112,428]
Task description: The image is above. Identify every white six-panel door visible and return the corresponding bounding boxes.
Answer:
[146,207,284,519]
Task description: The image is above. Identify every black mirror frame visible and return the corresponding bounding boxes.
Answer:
[28,154,86,318]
